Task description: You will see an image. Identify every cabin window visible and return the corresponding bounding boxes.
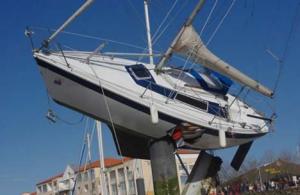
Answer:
[175,93,208,111]
[128,64,152,80]
[208,102,228,118]
[175,93,228,118]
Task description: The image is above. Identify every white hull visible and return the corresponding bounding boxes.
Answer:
[34,51,268,149]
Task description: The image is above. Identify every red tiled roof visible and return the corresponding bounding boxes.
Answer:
[37,157,130,185]
[177,149,200,154]
[37,173,63,185]
[79,157,131,171]
[22,192,36,195]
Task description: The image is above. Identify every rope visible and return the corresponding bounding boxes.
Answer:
[99,80,125,162]
[86,62,125,161]
[175,152,190,177]
[56,114,85,125]
[206,0,237,46]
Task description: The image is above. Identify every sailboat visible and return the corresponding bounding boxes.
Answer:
[28,0,274,166]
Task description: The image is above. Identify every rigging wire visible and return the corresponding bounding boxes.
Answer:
[161,0,222,98]
[200,0,218,36]
[162,0,234,97]
[151,0,189,47]
[202,0,228,31]
[272,1,300,94]
[161,0,236,99]
[30,26,195,64]
[125,0,146,26]
[151,0,179,44]
[206,0,237,46]
[165,47,197,103]
[30,26,146,51]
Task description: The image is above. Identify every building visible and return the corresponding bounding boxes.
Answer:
[33,150,198,195]
[22,192,36,195]
[223,159,300,193]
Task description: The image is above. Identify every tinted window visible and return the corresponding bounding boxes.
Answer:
[175,94,208,110]
[208,102,228,118]
[129,65,152,79]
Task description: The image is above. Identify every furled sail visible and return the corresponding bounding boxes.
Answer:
[172,25,273,97]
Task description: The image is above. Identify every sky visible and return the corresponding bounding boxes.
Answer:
[0,0,300,194]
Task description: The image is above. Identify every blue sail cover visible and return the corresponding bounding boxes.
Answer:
[190,69,233,95]
[210,70,233,94]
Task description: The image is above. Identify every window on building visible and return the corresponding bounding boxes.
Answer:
[118,168,126,195]
[110,171,116,184]
[127,168,136,195]
[53,181,57,190]
[90,169,95,180]
[84,171,89,181]
[47,183,52,191]
[110,171,118,195]
[42,184,47,192]
[180,175,188,186]
[178,164,189,189]
[84,184,89,192]
[111,183,118,195]
[64,179,70,186]
[37,186,42,193]
[77,173,82,182]
[92,182,96,192]
[105,174,110,195]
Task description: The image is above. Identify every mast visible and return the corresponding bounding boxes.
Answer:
[43,0,94,47]
[156,0,206,70]
[144,0,154,65]
[87,133,92,162]
[96,121,108,195]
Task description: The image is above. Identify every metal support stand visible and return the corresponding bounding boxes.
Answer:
[182,151,222,195]
[149,136,180,195]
